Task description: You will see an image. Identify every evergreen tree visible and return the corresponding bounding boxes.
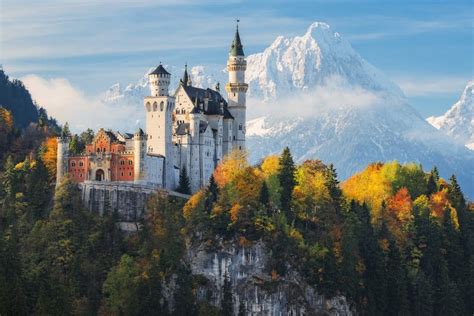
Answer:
[426,168,439,196]
[385,239,409,316]
[238,300,245,316]
[221,272,233,316]
[173,266,197,316]
[278,147,296,215]
[61,122,71,137]
[410,271,433,316]
[259,181,270,212]
[177,166,191,194]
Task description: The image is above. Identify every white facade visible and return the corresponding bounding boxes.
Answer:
[139,26,248,193]
[56,27,247,194]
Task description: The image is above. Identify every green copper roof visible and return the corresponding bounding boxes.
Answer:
[230,26,244,56]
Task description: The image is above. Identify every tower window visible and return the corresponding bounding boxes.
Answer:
[128,160,132,165]
[153,102,158,111]
[239,124,243,131]
[160,101,164,111]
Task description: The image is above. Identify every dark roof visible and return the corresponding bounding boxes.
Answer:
[104,130,118,142]
[134,128,144,137]
[182,85,231,117]
[230,26,244,56]
[123,133,134,139]
[180,64,189,86]
[150,64,170,76]
[176,123,189,135]
[175,121,209,135]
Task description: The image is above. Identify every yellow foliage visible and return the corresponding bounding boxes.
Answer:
[213,149,249,188]
[230,166,263,205]
[42,137,58,180]
[260,155,280,178]
[183,189,206,220]
[0,107,13,131]
[342,163,392,217]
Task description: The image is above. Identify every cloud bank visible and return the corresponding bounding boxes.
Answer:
[22,75,143,133]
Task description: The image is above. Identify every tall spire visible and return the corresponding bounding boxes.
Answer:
[230,20,244,56]
[181,63,189,86]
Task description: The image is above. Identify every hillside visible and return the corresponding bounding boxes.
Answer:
[1,140,473,314]
[0,69,39,129]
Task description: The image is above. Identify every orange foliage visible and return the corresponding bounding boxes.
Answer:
[230,166,262,205]
[387,188,413,222]
[0,107,14,131]
[429,190,450,218]
[41,137,58,180]
[213,150,248,188]
[230,203,242,223]
[183,190,205,220]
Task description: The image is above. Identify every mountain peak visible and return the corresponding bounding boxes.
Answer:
[306,21,331,34]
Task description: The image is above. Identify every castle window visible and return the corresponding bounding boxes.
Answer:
[80,174,82,178]
[128,160,132,165]
[146,102,151,112]
[239,124,243,131]
[71,161,76,167]
[160,101,164,111]
[120,160,125,165]
[121,172,124,177]
[153,102,158,111]
[79,162,83,167]
[129,172,132,176]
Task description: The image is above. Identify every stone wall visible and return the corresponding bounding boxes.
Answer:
[79,181,189,222]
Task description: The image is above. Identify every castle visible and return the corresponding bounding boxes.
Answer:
[56,25,248,193]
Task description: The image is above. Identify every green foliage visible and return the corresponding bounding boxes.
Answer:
[278,147,296,215]
[177,166,191,194]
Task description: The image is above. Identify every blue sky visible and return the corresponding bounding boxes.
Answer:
[1,0,473,118]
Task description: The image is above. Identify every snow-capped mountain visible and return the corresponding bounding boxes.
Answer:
[245,22,404,101]
[427,81,474,150]
[101,21,474,198]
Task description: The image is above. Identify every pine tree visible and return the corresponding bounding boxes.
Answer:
[238,300,245,316]
[259,181,270,212]
[325,163,342,203]
[177,167,191,194]
[278,147,296,215]
[385,238,409,316]
[426,168,438,196]
[221,272,233,316]
[61,122,71,137]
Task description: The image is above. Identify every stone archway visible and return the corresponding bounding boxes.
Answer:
[95,169,105,181]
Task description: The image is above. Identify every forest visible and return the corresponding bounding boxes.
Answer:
[0,70,473,315]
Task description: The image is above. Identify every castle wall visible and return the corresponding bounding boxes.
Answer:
[79,181,189,221]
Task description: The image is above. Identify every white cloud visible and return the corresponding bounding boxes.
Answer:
[248,75,384,119]
[21,75,143,132]
[395,77,470,97]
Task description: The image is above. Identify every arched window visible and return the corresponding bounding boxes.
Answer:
[153,102,158,111]
[79,161,83,167]
[160,101,164,112]
[239,123,243,131]
[71,161,76,167]
[128,160,132,165]
[120,160,125,165]
[146,102,151,112]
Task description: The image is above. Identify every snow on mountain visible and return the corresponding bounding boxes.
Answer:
[101,21,474,198]
[245,22,404,101]
[245,22,473,198]
[427,80,474,150]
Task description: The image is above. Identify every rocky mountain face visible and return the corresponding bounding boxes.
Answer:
[186,240,352,315]
[427,80,474,150]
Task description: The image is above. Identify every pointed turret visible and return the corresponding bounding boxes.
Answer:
[230,22,245,56]
[180,64,189,86]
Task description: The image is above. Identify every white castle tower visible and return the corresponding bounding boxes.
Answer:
[225,22,248,150]
[56,136,70,186]
[144,65,176,189]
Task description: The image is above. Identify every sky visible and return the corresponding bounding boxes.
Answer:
[1,0,473,122]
